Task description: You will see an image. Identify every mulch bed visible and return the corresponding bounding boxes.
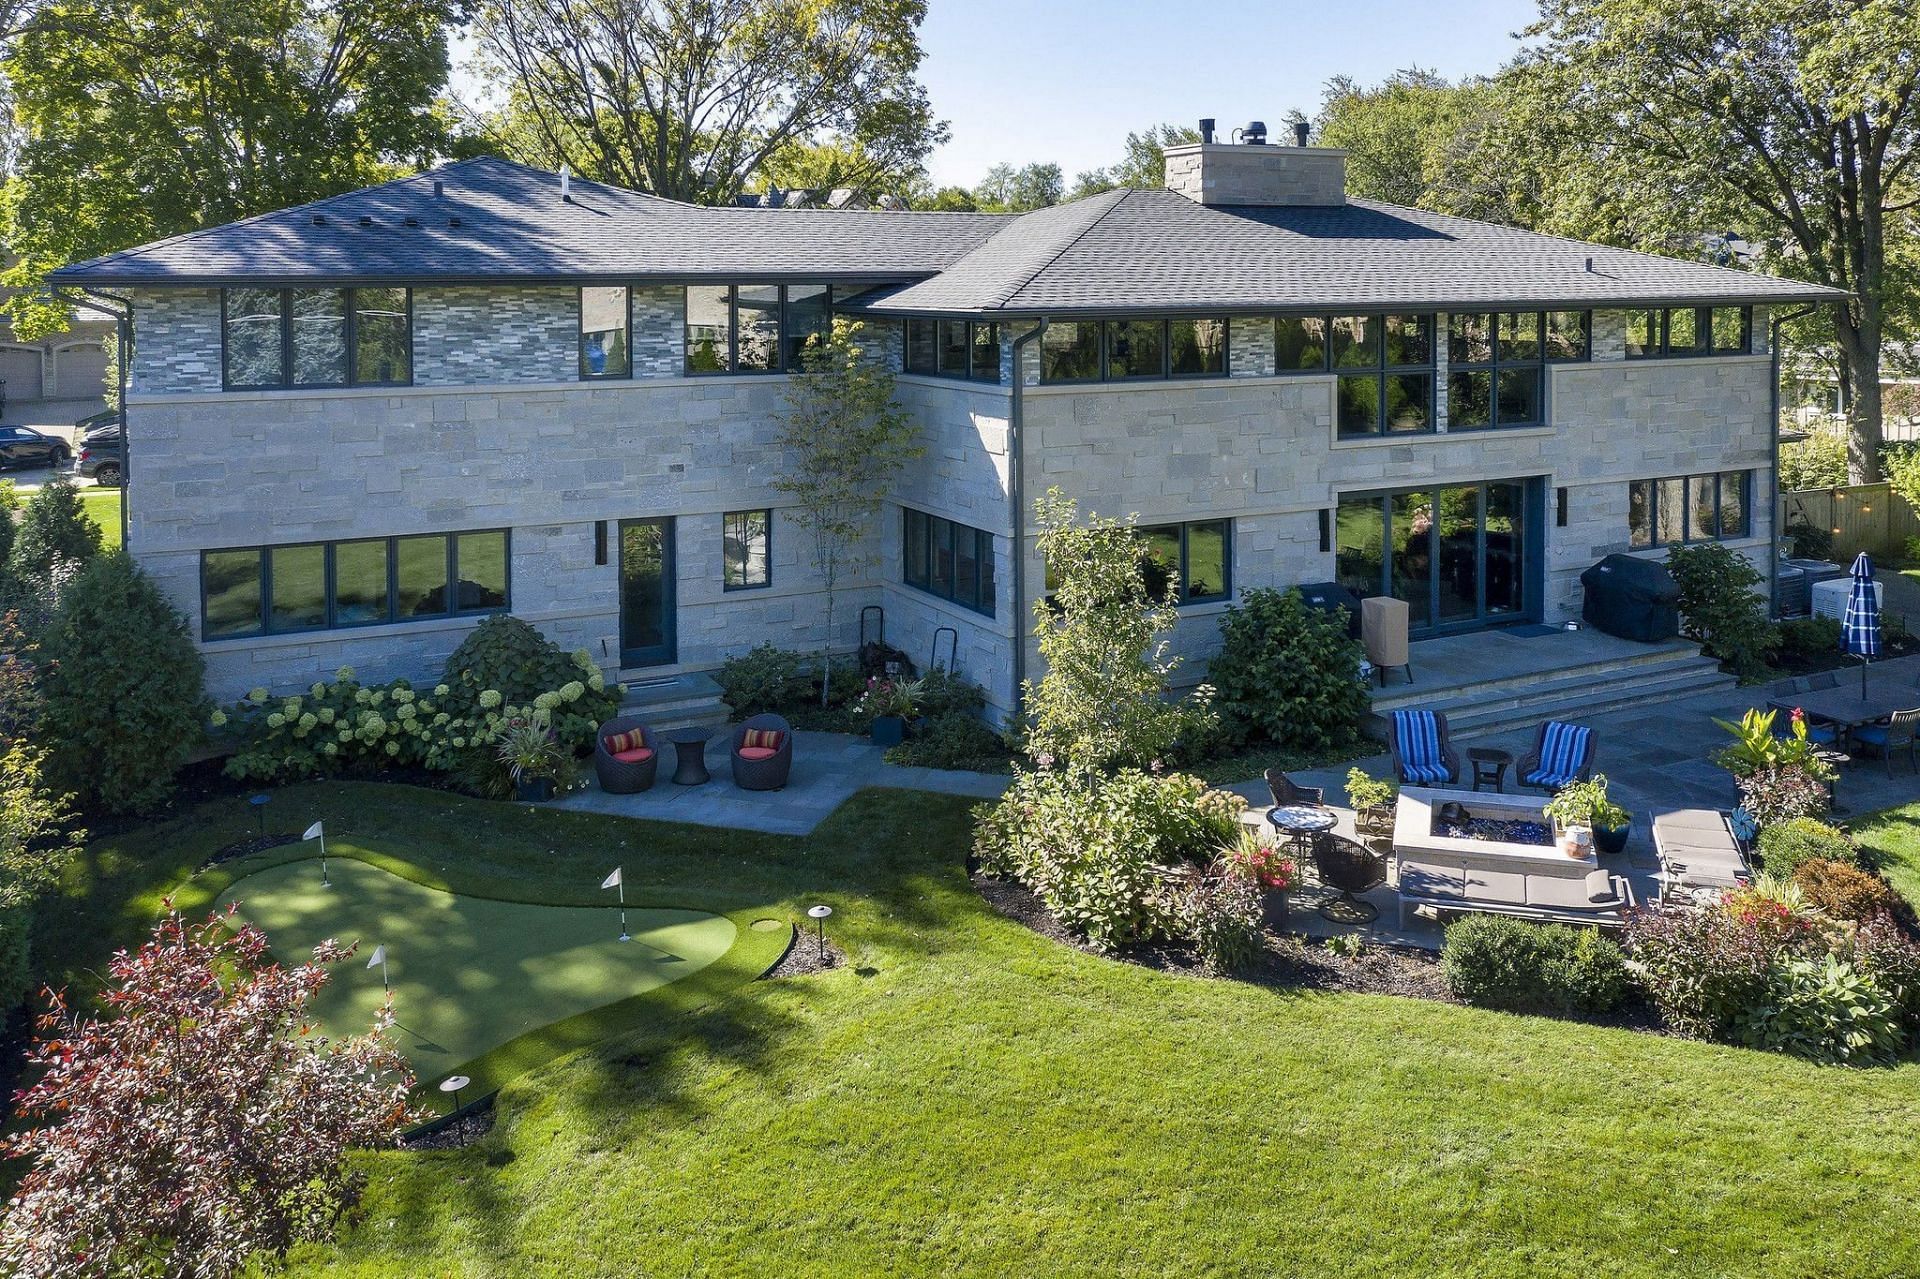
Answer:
[402,1101,497,1151]
[204,831,299,868]
[762,928,846,979]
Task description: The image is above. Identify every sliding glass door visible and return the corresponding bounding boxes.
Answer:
[1335,479,1540,636]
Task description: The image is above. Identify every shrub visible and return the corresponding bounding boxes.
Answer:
[1737,954,1905,1065]
[1737,764,1833,828]
[1183,871,1264,975]
[39,553,206,813]
[1441,915,1629,1015]
[0,902,29,1016]
[7,477,100,582]
[1793,859,1906,923]
[915,667,987,719]
[1775,616,1844,665]
[1842,912,1920,1026]
[1344,768,1397,812]
[1207,587,1368,751]
[973,766,1245,950]
[0,481,16,569]
[883,711,1011,772]
[438,616,620,750]
[1757,817,1858,877]
[1779,427,1848,491]
[1623,902,1813,1039]
[717,644,813,716]
[1667,542,1778,681]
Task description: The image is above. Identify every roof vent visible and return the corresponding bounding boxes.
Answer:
[311,213,327,226]
[402,215,420,227]
[358,215,373,227]
[448,215,463,228]
[560,165,571,202]
[1198,118,1215,145]
[433,179,443,198]
[1292,120,1310,147]
[1236,120,1268,145]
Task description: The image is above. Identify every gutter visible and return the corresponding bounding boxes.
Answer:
[1007,320,1046,722]
[52,286,133,551]
[1769,304,1818,616]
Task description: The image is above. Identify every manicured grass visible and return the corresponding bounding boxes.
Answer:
[80,487,122,549]
[217,858,739,1085]
[1854,802,1920,906]
[46,782,1920,1277]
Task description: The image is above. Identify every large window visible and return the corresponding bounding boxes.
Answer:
[903,318,1001,382]
[1321,314,1435,437]
[902,508,995,616]
[1139,520,1231,604]
[1447,312,1585,430]
[1628,471,1751,548]
[1626,306,1751,359]
[223,287,412,389]
[201,529,509,640]
[724,509,771,590]
[684,284,834,375]
[579,286,631,379]
[1037,318,1227,383]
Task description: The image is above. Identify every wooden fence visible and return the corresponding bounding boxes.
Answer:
[1781,482,1920,561]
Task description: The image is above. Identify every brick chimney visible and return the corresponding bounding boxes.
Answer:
[1164,120,1346,207]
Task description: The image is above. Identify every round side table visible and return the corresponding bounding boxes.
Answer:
[665,728,713,786]
[1468,747,1512,793]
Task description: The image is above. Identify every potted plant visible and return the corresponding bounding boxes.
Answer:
[1542,775,1630,857]
[1220,828,1297,929]
[857,677,923,748]
[497,715,563,802]
[1345,768,1398,838]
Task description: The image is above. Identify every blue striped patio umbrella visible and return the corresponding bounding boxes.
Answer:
[1844,551,1881,696]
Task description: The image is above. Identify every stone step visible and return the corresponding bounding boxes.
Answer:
[1371,638,1705,714]
[1390,652,1726,722]
[1442,666,1738,739]
[616,671,732,734]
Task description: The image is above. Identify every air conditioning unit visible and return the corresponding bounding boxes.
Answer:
[1811,577,1879,621]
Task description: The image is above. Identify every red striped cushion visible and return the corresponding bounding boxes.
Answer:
[603,729,644,754]
[742,728,785,751]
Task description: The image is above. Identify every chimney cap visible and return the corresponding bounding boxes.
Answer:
[1239,120,1268,145]
[1198,117,1216,144]
[1293,120,1311,147]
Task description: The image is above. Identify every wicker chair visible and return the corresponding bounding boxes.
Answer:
[1515,720,1598,794]
[593,715,659,794]
[1265,768,1325,807]
[1312,835,1388,924]
[1388,710,1461,787]
[731,713,794,791]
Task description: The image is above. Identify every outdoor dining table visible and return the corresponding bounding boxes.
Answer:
[1768,685,1916,733]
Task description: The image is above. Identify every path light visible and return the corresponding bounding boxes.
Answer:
[303,820,329,888]
[440,1074,470,1113]
[807,904,833,963]
[249,793,271,838]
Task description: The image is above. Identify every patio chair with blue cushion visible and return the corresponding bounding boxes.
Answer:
[1852,707,1920,777]
[1772,708,1842,748]
[1389,710,1460,787]
[1516,720,1596,794]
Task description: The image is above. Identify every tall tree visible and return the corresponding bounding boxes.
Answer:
[0,910,417,1279]
[971,161,1062,211]
[1521,0,1920,482]
[1067,122,1200,199]
[469,0,942,205]
[1,0,459,338]
[772,319,921,703]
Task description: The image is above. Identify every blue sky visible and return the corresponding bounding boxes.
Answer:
[917,0,1540,187]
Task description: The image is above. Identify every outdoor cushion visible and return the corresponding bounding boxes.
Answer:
[742,728,786,751]
[603,729,645,754]
[1392,711,1453,784]
[1396,860,1466,901]
[1855,724,1891,747]
[1522,721,1593,787]
[1585,868,1618,903]
[1524,873,1612,912]
[610,747,654,765]
[736,745,779,762]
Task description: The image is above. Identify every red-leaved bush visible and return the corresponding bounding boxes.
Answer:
[0,908,419,1279]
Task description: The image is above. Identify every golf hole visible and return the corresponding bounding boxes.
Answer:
[750,917,784,932]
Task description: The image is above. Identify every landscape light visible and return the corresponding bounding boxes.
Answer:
[807,904,833,962]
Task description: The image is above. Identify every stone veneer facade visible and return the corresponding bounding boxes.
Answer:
[122,283,1774,722]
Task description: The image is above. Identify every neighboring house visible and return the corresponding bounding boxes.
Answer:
[1785,343,1920,441]
[49,136,1841,721]
[0,255,114,424]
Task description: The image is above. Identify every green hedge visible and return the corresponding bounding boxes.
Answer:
[1442,914,1629,1015]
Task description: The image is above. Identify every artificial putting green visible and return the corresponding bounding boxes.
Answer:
[217,857,737,1084]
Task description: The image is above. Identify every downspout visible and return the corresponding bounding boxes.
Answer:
[1008,320,1046,722]
[1769,304,1817,617]
[55,287,133,551]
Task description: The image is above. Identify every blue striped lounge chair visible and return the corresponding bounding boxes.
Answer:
[1517,721,1596,794]
[1389,710,1460,787]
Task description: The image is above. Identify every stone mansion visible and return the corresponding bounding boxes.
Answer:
[52,133,1840,721]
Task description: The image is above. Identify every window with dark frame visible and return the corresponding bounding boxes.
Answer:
[683,284,836,375]
[222,287,412,389]
[579,286,631,379]
[1335,314,1434,437]
[1448,311,1561,430]
[900,507,995,616]
[199,529,510,640]
[903,317,1003,382]
[1627,471,1751,548]
[1138,519,1232,604]
[1036,318,1226,383]
[1625,306,1752,359]
[723,509,771,590]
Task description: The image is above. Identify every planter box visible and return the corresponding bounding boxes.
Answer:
[515,777,556,803]
[871,715,906,748]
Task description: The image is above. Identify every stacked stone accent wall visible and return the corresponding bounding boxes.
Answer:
[413,286,575,385]
[1229,317,1274,377]
[631,285,685,377]
[130,289,222,394]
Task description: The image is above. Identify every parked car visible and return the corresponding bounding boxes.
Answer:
[74,408,121,438]
[0,425,71,471]
[75,431,122,486]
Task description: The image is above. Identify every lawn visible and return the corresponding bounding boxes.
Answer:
[42,782,1920,1277]
[80,487,121,549]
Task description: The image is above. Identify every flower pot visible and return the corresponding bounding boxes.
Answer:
[871,715,907,748]
[1594,818,1631,856]
[1261,888,1290,930]
[1556,824,1592,859]
[1357,805,1395,837]
[515,776,556,803]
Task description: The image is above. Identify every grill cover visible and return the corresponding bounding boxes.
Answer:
[1579,554,1681,642]
[1294,581,1364,638]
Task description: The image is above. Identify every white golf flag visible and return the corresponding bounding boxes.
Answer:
[367,945,387,969]
[601,867,622,890]
[303,821,324,841]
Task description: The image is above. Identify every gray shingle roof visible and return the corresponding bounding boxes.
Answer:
[850,188,1843,314]
[53,159,1843,312]
[50,156,1011,286]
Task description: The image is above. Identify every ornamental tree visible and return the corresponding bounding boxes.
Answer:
[0,909,418,1279]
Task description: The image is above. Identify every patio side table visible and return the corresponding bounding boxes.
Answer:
[665,728,713,786]
[1468,747,1512,793]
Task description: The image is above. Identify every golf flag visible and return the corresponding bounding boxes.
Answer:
[367,945,387,969]
[601,867,622,890]
[303,821,324,840]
